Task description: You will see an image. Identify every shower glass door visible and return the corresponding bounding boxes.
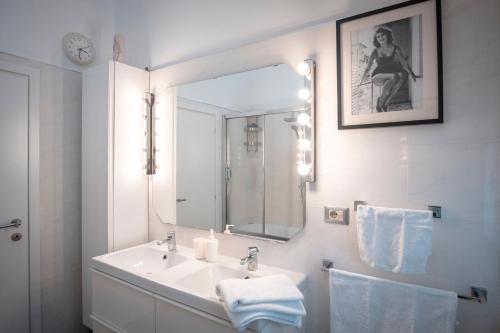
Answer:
[226,115,265,236]
[225,112,304,240]
[263,112,304,239]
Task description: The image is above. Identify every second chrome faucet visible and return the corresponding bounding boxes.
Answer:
[157,231,177,251]
[240,246,259,271]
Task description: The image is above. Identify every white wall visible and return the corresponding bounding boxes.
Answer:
[0,0,115,71]
[115,0,414,69]
[150,0,500,332]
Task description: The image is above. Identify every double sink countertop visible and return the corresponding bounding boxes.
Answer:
[92,241,307,324]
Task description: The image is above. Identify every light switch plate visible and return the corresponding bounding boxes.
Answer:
[324,207,349,225]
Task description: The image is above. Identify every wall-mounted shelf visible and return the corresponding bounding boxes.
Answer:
[243,142,262,147]
[244,124,262,132]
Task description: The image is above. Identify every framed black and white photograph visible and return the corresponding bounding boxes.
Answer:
[337,0,442,129]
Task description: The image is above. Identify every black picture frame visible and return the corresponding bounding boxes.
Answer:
[337,0,442,129]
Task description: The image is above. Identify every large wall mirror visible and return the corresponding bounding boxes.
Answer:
[152,61,315,241]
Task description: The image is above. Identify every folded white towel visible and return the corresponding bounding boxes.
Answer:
[221,301,303,332]
[356,205,433,273]
[229,300,306,315]
[215,274,304,311]
[261,321,303,333]
[329,269,457,333]
[216,274,305,331]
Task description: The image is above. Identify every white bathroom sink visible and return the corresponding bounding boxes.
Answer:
[96,246,188,275]
[92,242,306,322]
[176,264,248,297]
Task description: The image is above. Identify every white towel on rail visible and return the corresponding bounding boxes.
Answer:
[329,269,457,333]
[356,205,433,273]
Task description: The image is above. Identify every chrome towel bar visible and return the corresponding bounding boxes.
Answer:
[353,200,442,219]
[321,260,487,303]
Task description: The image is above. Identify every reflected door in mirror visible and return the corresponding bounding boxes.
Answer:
[176,107,216,229]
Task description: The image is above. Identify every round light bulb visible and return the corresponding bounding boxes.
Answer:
[296,62,311,76]
[298,139,311,151]
[298,88,311,100]
[297,163,311,176]
[297,113,311,126]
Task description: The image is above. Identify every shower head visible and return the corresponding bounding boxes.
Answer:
[283,114,300,138]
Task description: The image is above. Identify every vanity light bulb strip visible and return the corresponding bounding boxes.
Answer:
[296,62,311,76]
[295,59,315,181]
[143,92,157,175]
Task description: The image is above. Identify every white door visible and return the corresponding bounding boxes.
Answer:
[176,107,216,229]
[0,68,30,332]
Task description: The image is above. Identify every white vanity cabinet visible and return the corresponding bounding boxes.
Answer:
[91,269,255,333]
[91,244,307,333]
[91,270,155,333]
[155,295,254,333]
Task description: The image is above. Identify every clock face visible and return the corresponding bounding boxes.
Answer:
[62,33,95,65]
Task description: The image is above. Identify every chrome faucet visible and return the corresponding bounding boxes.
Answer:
[157,231,177,251]
[240,246,259,271]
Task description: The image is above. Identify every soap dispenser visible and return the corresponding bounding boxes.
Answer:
[205,229,219,262]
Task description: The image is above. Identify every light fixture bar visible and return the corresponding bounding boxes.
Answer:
[308,59,316,182]
[144,92,156,175]
[296,59,316,182]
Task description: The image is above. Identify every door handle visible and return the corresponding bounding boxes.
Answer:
[0,218,22,230]
[176,198,187,203]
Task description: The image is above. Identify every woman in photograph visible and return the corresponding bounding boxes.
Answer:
[360,26,419,112]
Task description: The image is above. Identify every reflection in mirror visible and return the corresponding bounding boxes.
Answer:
[226,112,305,240]
[152,62,315,241]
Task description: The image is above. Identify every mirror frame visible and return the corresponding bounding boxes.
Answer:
[151,60,316,241]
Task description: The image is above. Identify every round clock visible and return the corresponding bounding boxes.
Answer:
[62,32,95,65]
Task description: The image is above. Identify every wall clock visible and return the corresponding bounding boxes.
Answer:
[62,32,95,65]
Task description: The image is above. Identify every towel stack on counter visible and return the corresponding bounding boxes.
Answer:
[216,274,306,332]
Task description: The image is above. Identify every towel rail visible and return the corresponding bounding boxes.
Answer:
[321,261,487,304]
[457,287,487,303]
[353,201,442,219]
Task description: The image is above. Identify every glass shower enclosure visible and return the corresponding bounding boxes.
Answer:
[225,111,305,241]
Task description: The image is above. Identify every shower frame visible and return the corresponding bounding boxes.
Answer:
[223,108,307,241]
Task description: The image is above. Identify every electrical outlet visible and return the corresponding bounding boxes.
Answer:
[324,207,349,225]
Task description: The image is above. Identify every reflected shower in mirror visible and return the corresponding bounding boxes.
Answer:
[152,62,315,240]
[226,112,306,240]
